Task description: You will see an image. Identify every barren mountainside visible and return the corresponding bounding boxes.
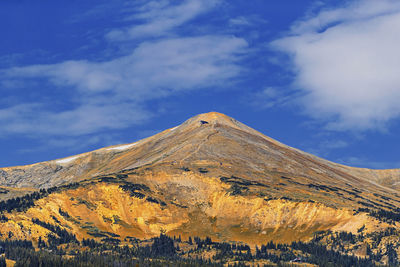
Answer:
[1,112,400,259]
[1,112,399,190]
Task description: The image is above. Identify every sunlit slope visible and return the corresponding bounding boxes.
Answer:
[0,169,386,245]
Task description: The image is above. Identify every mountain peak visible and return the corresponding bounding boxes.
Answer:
[187,112,237,125]
[2,111,400,192]
[195,111,233,121]
[181,111,252,133]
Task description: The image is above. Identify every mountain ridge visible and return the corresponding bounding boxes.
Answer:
[1,112,399,191]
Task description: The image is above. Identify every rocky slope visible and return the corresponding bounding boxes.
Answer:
[0,112,400,246]
[1,112,399,190]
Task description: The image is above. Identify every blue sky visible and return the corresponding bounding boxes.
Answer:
[1,0,400,169]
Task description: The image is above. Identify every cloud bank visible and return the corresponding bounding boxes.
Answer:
[272,0,400,130]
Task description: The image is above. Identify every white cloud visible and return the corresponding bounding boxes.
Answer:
[229,15,268,27]
[0,0,247,138]
[0,102,149,136]
[249,87,292,109]
[229,16,251,26]
[6,36,246,99]
[336,156,399,169]
[272,0,400,130]
[320,140,348,150]
[106,0,220,40]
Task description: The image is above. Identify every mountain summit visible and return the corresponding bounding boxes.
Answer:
[1,112,400,245]
[1,112,398,190]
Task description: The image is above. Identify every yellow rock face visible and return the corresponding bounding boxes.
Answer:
[0,170,386,245]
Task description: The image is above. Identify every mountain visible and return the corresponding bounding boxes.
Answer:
[1,112,400,265]
[2,112,399,189]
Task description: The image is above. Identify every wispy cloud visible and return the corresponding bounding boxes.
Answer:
[0,0,247,140]
[229,16,251,26]
[320,140,348,150]
[248,87,297,109]
[336,156,400,169]
[106,0,220,41]
[302,138,349,159]
[229,15,268,27]
[272,0,400,131]
[0,102,150,136]
[6,36,246,97]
